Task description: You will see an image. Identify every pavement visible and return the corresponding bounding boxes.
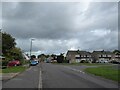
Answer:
[0,73,20,81]
[0,72,19,90]
[2,63,41,89]
[0,64,30,81]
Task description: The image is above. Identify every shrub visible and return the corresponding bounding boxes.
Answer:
[62,60,69,63]
[80,60,89,63]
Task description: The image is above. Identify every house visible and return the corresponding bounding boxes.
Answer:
[112,52,120,61]
[22,53,30,60]
[66,50,92,63]
[0,56,5,61]
[92,50,114,63]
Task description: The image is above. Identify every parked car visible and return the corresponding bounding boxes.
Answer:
[51,60,57,63]
[34,59,39,64]
[110,60,120,64]
[7,60,21,67]
[96,60,108,63]
[30,60,37,66]
[45,58,50,63]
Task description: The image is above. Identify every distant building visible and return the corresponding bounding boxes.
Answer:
[0,56,5,61]
[22,53,30,60]
[91,50,114,63]
[66,50,92,63]
[66,50,120,63]
[112,52,120,61]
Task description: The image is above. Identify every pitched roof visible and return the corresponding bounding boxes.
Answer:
[92,50,113,55]
[0,56,5,59]
[67,50,78,55]
[67,50,91,55]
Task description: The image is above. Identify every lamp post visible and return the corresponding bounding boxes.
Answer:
[30,38,35,60]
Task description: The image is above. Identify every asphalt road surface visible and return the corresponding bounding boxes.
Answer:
[2,63,119,89]
[42,63,119,89]
[0,80,2,90]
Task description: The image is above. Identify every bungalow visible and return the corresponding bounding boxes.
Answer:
[66,50,92,63]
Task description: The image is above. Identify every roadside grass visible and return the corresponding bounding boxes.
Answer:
[52,63,72,65]
[53,62,112,66]
[84,65,120,82]
[77,63,112,66]
[2,66,28,73]
[0,69,2,73]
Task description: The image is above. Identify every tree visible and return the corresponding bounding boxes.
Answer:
[51,54,57,60]
[1,31,25,66]
[113,50,120,54]
[38,54,46,62]
[10,47,23,60]
[31,55,36,59]
[57,53,64,63]
[2,32,16,56]
[2,31,24,60]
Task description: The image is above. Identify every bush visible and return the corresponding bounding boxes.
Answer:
[57,56,64,63]
[62,60,69,63]
[20,60,30,65]
[80,60,89,63]
[2,60,9,69]
[2,60,9,66]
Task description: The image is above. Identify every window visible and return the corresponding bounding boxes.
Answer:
[75,55,80,57]
[87,55,90,57]
[75,55,80,59]
[76,57,80,59]
[115,55,119,57]
[103,55,106,57]
[108,55,111,57]
[99,55,102,57]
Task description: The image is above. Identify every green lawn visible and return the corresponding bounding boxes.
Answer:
[2,66,28,73]
[85,65,120,82]
[53,63,112,66]
[0,69,2,73]
[77,63,111,66]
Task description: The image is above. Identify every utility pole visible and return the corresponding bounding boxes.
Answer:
[30,38,35,60]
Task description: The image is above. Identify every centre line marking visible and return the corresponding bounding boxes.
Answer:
[38,65,42,90]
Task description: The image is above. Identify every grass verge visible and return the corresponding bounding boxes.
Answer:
[84,65,120,82]
[2,66,28,73]
[0,69,2,73]
[53,63,112,66]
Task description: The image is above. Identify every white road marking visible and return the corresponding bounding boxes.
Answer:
[64,66,85,74]
[71,68,85,74]
[13,78,23,80]
[38,67,42,90]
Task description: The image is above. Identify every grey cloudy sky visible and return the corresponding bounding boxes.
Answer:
[1,1,118,55]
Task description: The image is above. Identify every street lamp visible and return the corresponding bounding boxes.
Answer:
[30,38,35,59]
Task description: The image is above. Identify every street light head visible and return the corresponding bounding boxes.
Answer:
[31,38,35,41]
[29,38,35,41]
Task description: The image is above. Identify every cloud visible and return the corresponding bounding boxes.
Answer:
[90,29,111,37]
[0,2,2,28]
[2,2,118,55]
